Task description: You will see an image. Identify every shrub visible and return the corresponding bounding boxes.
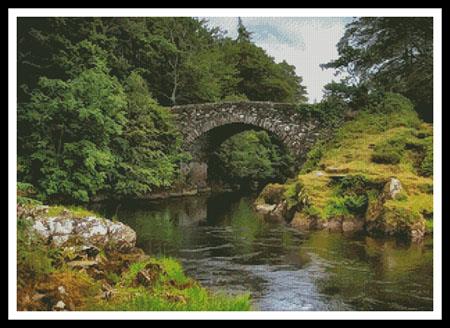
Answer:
[366,92,414,114]
[325,194,368,218]
[343,194,368,215]
[221,94,249,102]
[419,138,433,177]
[372,147,402,164]
[324,196,349,218]
[300,143,325,174]
[17,182,42,205]
[371,137,405,164]
[17,218,54,284]
[304,205,321,218]
[336,175,370,194]
[283,181,303,210]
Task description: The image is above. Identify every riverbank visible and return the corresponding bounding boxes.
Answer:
[255,94,433,241]
[16,203,251,311]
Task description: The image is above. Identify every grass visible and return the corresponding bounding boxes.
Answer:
[46,205,99,218]
[87,257,251,311]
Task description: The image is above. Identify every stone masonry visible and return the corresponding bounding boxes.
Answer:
[170,101,323,187]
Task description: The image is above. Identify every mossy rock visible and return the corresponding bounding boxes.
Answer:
[256,183,286,205]
[290,211,315,230]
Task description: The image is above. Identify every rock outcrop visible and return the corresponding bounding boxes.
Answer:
[19,205,136,251]
[255,176,426,241]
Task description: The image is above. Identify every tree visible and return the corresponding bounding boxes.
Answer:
[111,72,188,197]
[18,61,127,203]
[211,130,293,187]
[237,17,252,43]
[322,17,433,120]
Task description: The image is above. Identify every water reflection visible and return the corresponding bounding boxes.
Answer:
[95,193,433,311]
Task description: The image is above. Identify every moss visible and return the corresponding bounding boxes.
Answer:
[256,183,286,205]
[46,205,99,218]
[372,142,403,164]
[383,200,423,231]
[283,181,303,210]
[268,93,433,237]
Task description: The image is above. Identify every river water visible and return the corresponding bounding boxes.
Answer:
[96,192,433,311]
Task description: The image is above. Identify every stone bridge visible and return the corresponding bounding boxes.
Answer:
[171,101,323,187]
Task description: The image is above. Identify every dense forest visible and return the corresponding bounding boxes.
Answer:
[17,17,433,204]
[17,17,309,203]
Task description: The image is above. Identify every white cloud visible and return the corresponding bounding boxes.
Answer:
[205,17,352,103]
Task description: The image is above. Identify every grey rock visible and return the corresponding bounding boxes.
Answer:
[255,204,276,215]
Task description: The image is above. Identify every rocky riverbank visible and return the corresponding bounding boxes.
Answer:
[255,97,433,242]
[17,204,250,311]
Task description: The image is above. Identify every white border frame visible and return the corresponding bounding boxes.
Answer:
[8,8,443,320]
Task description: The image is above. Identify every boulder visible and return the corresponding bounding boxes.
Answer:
[31,215,136,251]
[255,204,276,215]
[323,218,343,232]
[386,177,402,199]
[269,201,287,223]
[342,217,365,232]
[410,219,426,242]
[290,212,315,230]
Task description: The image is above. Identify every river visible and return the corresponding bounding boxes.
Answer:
[95,192,433,311]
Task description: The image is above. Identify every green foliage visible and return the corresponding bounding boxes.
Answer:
[111,72,188,197]
[304,205,321,218]
[322,17,433,120]
[18,17,307,107]
[372,139,404,164]
[92,257,251,311]
[18,63,126,203]
[324,175,371,219]
[283,181,303,210]
[90,286,251,311]
[17,182,42,205]
[371,126,433,174]
[325,196,350,218]
[325,194,368,218]
[295,101,345,129]
[337,175,370,194]
[419,138,433,177]
[300,142,325,174]
[211,130,293,185]
[17,218,54,284]
[17,17,310,202]
[221,94,249,102]
[46,205,98,218]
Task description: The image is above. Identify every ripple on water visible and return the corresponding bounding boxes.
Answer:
[98,193,433,311]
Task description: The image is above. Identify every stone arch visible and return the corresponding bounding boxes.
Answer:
[170,101,322,187]
[171,101,321,159]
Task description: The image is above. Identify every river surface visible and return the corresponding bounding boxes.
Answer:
[95,192,433,311]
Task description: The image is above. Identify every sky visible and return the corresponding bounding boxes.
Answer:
[205,17,353,103]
